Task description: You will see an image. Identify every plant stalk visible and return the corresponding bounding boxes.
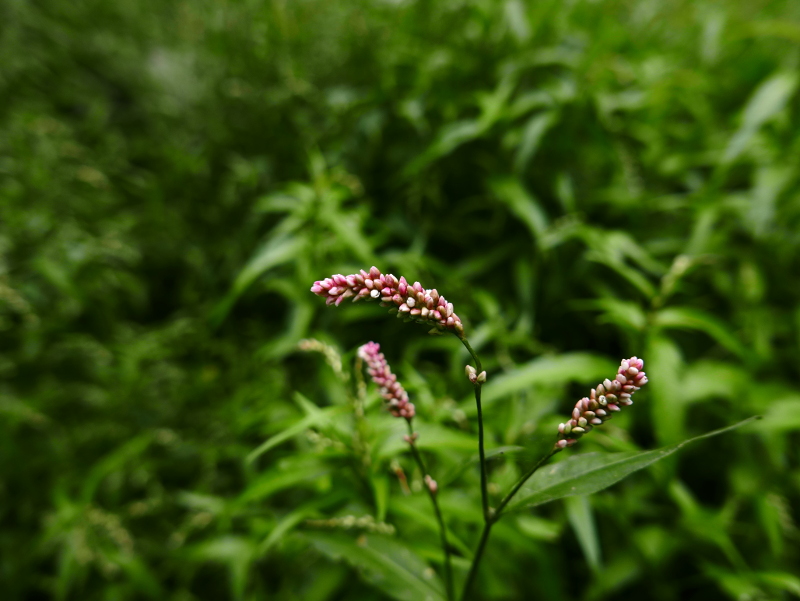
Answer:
[459,448,559,600]
[459,337,489,522]
[407,420,454,601]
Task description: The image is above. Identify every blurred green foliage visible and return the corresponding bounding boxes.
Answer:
[2,0,800,599]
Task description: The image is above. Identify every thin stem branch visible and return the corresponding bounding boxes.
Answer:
[460,448,560,600]
[407,419,454,601]
[460,520,492,601]
[459,337,489,522]
[493,449,558,517]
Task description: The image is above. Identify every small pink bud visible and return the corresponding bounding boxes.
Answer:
[424,475,438,494]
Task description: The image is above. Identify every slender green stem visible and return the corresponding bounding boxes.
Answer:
[460,448,560,600]
[494,449,558,517]
[460,520,492,601]
[459,337,489,522]
[407,420,454,601]
[457,337,560,599]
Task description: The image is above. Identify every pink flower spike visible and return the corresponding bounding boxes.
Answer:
[555,357,648,450]
[311,267,465,338]
[358,342,415,420]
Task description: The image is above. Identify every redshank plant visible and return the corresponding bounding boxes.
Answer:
[312,267,652,601]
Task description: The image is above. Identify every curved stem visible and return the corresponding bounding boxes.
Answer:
[407,420,454,601]
[460,520,492,601]
[460,447,560,600]
[459,337,489,522]
[494,449,558,517]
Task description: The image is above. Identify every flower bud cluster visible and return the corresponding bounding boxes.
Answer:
[465,365,487,384]
[424,475,438,495]
[311,266,465,338]
[357,341,415,419]
[556,357,648,450]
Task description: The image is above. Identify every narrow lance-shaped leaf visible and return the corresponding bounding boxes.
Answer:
[507,417,759,511]
[305,532,446,601]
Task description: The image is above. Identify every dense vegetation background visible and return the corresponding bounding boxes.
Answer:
[2,0,800,599]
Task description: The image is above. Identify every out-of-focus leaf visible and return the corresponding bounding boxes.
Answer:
[238,459,331,505]
[757,571,800,596]
[490,177,549,244]
[376,422,481,459]
[756,496,785,557]
[474,353,616,411]
[681,360,746,404]
[260,493,349,556]
[246,402,349,463]
[189,536,255,601]
[406,121,484,174]
[646,334,685,445]
[514,111,558,172]
[371,475,390,522]
[515,515,562,541]
[306,532,446,601]
[722,72,798,164]
[390,499,472,557]
[654,307,750,361]
[442,445,525,485]
[570,299,647,333]
[750,397,800,433]
[212,234,303,326]
[81,434,152,502]
[507,417,759,511]
[566,495,601,571]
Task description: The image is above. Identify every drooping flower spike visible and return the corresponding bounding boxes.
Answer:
[358,341,415,419]
[555,357,648,450]
[311,266,465,338]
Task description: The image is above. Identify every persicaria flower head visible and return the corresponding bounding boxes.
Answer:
[358,341,415,419]
[311,266,465,338]
[555,357,648,450]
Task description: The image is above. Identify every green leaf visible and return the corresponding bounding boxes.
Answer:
[490,177,549,243]
[514,111,558,172]
[442,445,526,485]
[570,298,647,333]
[305,532,446,601]
[212,234,303,326]
[246,402,349,464]
[645,334,685,445]
[238,459,331,505]
[654,307,750,361]
[722,72,798,164]
[750,397,800,433]
[81,434,152,502]
[565,496,601,571]
[375,421,480,459]
[507,417,759,511]
[473,353,616,412]
[260,493,349,556]
[189,536,256,601]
